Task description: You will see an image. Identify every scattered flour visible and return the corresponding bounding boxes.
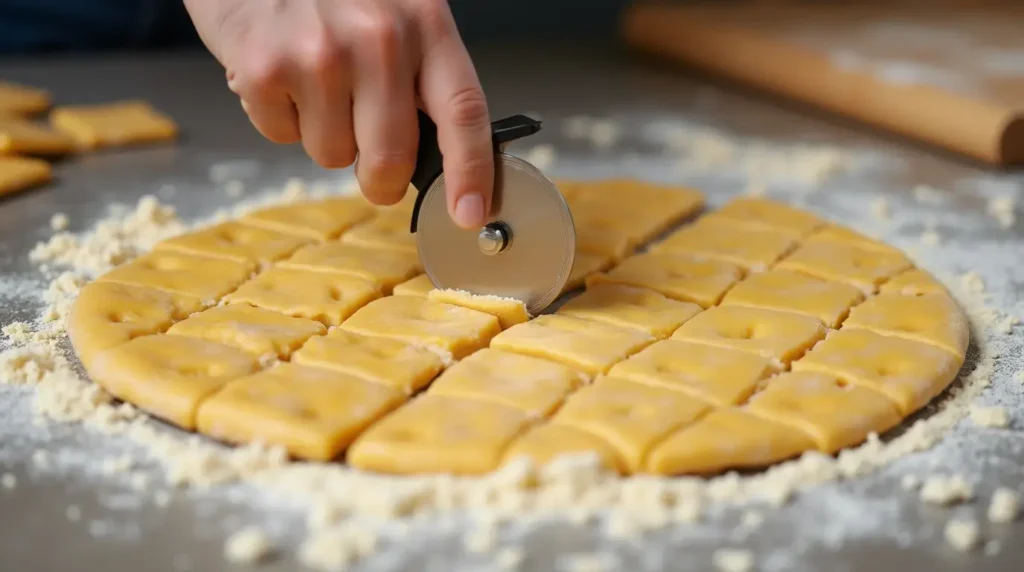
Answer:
[712,548,754,572]
[224,526,273,563]
[987,488,1020,523]
[944,518,980,552]
[920,475,974,506]
[969,404,1010,428]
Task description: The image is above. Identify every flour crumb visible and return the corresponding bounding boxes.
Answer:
[563,551,616,572]
[912,184,944,204]
[1016,371,1024,383]
[944,518,981,552]
[66,504,81,522]
[984,540,1001,556]
[901,474,920,490]
[49,213,69,231]
[712,548,754,572]
[224,526,273,564]
[740,510,764,529]
[870,198,890,220]
[920,474,974,505]
[153,490,171,507]
[224,180,245,198]
[920,229,941,246]
[524,144,556,171]
[463,522,498,553]
[1,473,16,490]
[31,449,49,469]
[744,180,767,197]
[495,546,524,570]
[969,404,1010,428]
[987,488,1020,523]
[986,196,1016,228]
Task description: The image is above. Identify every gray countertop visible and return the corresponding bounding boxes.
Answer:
[0,44,1023,572]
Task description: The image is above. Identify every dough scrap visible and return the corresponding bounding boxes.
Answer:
[0,156,51,197]
[0,116,76,155]
[0,82,51,115]
[427,289,530,329]
[50,100,177,148]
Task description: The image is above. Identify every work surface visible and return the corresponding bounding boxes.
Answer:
[0,45,1022,572]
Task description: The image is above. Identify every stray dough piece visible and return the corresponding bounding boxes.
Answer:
[988,488,1020,523]
[706,197,824,237]
[167,304,325,360]
[920,474,974,505]
[843,293,969,358]
[775,242,912,294]
[0,82,50,115]
[552,377,709,473]
[280,242,420,292]
[880,269,948,296]
[711,548,755,572]
[242,197,375,241]
[720,269,865,328]
[608,339,775,406]
[196,363,404,460]
[0,155,51,197]
[340,210,417,254]
[587,252,743,307]
[794,329,961,416]
[563,251,613,292]
[68,281,204,369]
[558,283,702,338]
[804,224,901,254]
[428,289,530,329]
[502,423,626,474]
[970,404,1010,428]
[654,217,796,270]
[89,334,257,429]
[96,251,255,303]
[50,100,178,148]
[944,519,980,552]
[223,267,381,326]
[224,527,273,564]
[291,329,444,395]
[347,394,530,475]
[490,314,654,377]
[154,221,310,267]
[671,305,826,364]
[0,116,76,155]
[428,348,582,417]
[392,274,435,298]
[746,372,902,453]
[339,296,501,360]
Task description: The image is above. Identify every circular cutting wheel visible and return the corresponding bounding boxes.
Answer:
[416,153,576,315]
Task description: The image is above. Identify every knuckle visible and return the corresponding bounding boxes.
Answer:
[348,7,402,63]
[447,86,490,131]
[234,53,287,96]
[359,150,416,181]
[414,0,450,34]
[296,29,343,76]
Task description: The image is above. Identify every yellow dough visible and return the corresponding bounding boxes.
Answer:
[572,210,637,260]
[880,269,948,296]
[223,267,381,326]
[279,242,420,293]
[0,82,51,115]
[428,348,583,417]
[706,197,824,237]
[50,100,178,148]
[804,224,901,254]
[490,314,654,377]
[339,296,501,360]
[0,116,76,155]
[392,274,436,298]
[564,251,613,292]
[775,242,912,293]
[347,394,531,475]
[96,251,255,303]
[167,304,326,360]
[0,156,51,197]
[340,210,418,254]
[89,334,258,429]
[557,283,702,338]
[654,217,797,270]
[427,289,530,329]
[843,293,969,358]
[607,339,775,406]
[154,222,311,267]
[241,197,375,241]
[502,423,627,474]
[291,329,444,395]
[568,178,705,241]
[671,305,826,364]
[196,363,404,461]
[587,251,743,307]
[720,269,865,328]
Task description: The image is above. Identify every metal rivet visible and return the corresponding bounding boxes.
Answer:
[478,222,510,256]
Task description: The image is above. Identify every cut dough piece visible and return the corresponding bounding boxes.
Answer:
[50,100,177,148]
[0,116,76,155]
[705,197,824,237]
[654,217,796,270]
[279,242,420,292]
[563,251,613,292]
[89,334,257,429]
[804,225,901,254]
[880,269,948,296]
[793,329,961,415]
[558,283,702,338]
[339,296,501,360]
[671,305,826,365]
[223,267,381,326]
[587,252,743,307]
[0,156,51,197]
[428,348,582,417]
[347,394,530,475]
[490,314,654,377]
[503,423,626,474]
[746,372,902,453]
[720,269,865,328]
[608,339,775,406]
[646,408,815,475]
[196,363,404,461]
[167,304,325,360]
[340,210,417,254]
[154,222,310,267]
[392,274,435,298]
[551,377,709,473]
[241,197,375,241]
[775,242,912,294]
[569,178,705,240]
[68,282,204,369]
[572,210,636,260]
[0,82,51,115]
[291,329,444,395]
[843,293,969,358]
[428,289,530,329]
[96,251,255,303]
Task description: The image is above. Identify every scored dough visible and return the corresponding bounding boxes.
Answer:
[50,100,177,148]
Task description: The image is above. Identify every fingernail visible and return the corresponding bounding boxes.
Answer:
[454,194,485,229]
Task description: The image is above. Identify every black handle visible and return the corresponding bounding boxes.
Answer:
[408,109,543,233]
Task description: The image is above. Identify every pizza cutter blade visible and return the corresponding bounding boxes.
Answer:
[408,109,576,315]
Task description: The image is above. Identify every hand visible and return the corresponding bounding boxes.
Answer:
[184,0,493,229]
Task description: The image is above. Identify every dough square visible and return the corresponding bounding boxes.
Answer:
[340,210,417,254]
[68,282,205,369]
[339,296,501,361]
[0,82,51,115]
[96,251,255,303]
[646,408,816,475]
[428,289,530,330]
[653,217,797,270]
[241,197,375,241]
[569,178,705,240]
[489,314,655,377]
[502,423,626,474]
[775,242,912,294]
[745,371,902,453]
[557,283,702,338]
[195,363,404,461]
[843,293,969,358]
[50,100,178,148]
[586,251,744,307]
[89,334,257,429]
[0,116,76,155]
[223,267,381,326]
[392,274,435,298]
[572,210,637,260]
[291,329,444,395]
[792,329,962,415]
[551,376,709,472]
[428,348,583,418]
[608,339,776,406]
[563,251,613,292]
[804,224,901,254]
[705,197,824,237]
[279,242,420,293]
[671,305,826,365]
[720,268,865,328]
[346,394,530,475]
[880,269,948,296]
[167,304,326,360]
[0,155,52,197]
[154,221,311,267]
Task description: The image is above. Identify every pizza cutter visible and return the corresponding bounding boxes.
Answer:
[409,109,576,315]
